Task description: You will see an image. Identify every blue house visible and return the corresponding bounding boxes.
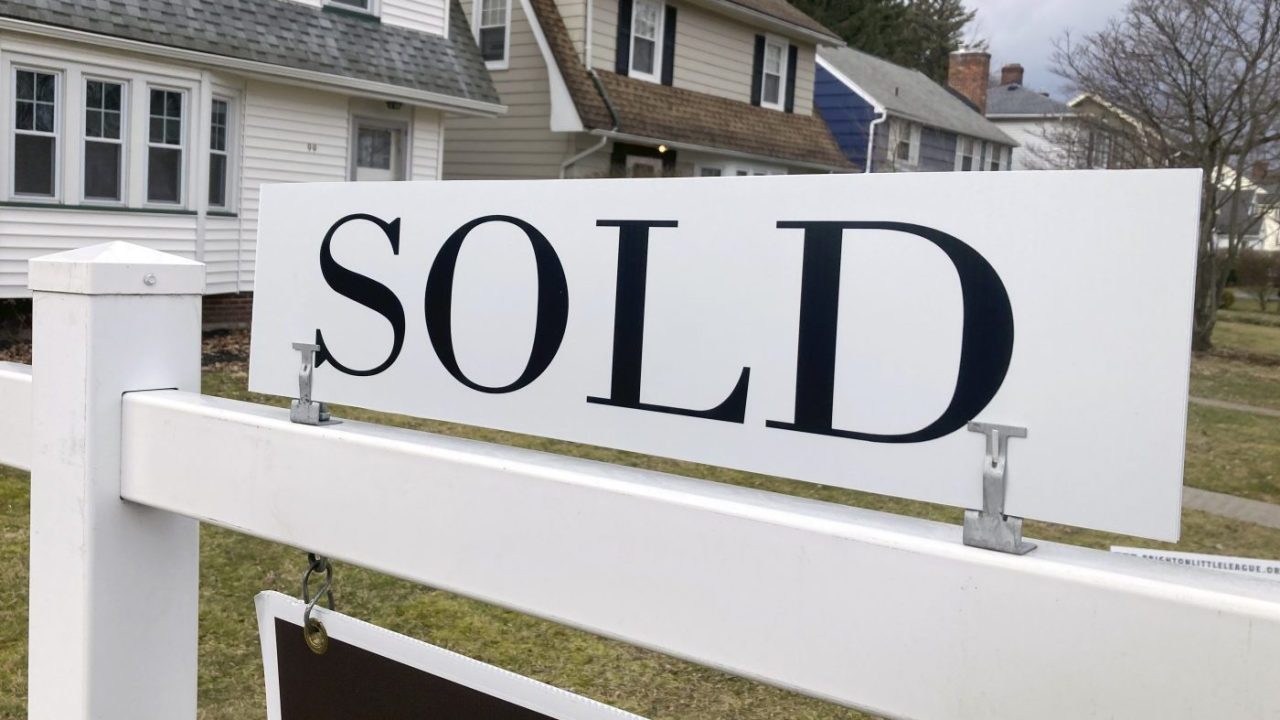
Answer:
[815,46,1016,172]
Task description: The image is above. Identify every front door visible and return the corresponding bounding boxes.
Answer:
[354,122,405,181]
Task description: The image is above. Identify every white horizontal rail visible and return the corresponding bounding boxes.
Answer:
[121,390,1280,720]
[0,362,32,471]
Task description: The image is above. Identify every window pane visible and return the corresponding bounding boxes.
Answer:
[105,111,121,140]
[84,141,121,200]
[15,101,33,131]
[86,110,102,138]
[480,0,506,26]
[35,103,54,133]
[765,44,783,74]
[633,0,659,38]
[699,167,721,176]
[479,27,506,61]
[87,80,103,109]
[331,0,370,7]
[357,128,392,169]
[148,147,182,203]
[209,153,227,207]
[763,74,780,104]
[150,117,164,143]
[165,91,181,118]
[37,73,55,102]
[105,83,121,111]
[633,37,655,74]
[896,141,910,161]
[165,118,181,145]
[15,135,55,196]
[16,71,33,100]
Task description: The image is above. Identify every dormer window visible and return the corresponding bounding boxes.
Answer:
[326,0,377,15]
[629,0,664,83]
[752,35,795,112]
[760,38,786,109]
[476,0,511,69]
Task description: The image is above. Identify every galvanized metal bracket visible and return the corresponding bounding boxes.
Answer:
[289,342,339,426]
[962,422,1034,555]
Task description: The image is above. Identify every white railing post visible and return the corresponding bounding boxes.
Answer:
[27,242,205,719]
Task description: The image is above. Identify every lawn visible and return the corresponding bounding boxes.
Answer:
[1,311,1279,719]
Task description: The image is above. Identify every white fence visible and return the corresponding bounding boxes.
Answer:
[4,242,1280,719]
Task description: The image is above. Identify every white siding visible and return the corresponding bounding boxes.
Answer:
[412,108,445,180]
[591,0,618,73]
[792,43,814,117]
[284,0,447,35]
[383,0,449,35]
[557,0,589,62]
[238,80,350,290]
[0,209,198,297]
[445,0,569,179]
[204,216,243,295]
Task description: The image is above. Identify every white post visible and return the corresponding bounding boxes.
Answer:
[27,242,205,719]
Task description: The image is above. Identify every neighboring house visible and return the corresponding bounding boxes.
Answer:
[983,63,1074,171]
[0,0,501,311]
[444,0,852,179]
[1216,164,1280,253]
[814,45,1015,172]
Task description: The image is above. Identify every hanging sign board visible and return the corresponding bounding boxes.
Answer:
[1111,547,1280,581]
[249,171,1200,540]
[256,592,648,719]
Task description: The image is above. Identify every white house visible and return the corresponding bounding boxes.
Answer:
[0,0,502,312]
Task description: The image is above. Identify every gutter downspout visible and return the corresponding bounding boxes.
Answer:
[865,110,886,173]
[560,69,621,178]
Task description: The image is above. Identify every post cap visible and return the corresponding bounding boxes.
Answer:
[29,241,206,296]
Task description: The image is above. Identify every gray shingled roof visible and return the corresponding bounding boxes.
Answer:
[0,0,500,107]
[818,45,1014,146]
[986,83,1071,118]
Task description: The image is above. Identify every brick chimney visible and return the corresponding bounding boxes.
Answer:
[948,49,992,114]
[1000,63,1024,86]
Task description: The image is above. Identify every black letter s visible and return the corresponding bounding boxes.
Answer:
[315,213,406,376]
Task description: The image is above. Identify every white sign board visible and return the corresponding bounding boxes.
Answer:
[249,171,1200,540]
[256,591,646,719]
[1112,546,1280,581]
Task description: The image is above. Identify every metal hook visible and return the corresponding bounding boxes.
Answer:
[301,553,334,654]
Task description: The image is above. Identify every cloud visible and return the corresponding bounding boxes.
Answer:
[964,0,1127,98]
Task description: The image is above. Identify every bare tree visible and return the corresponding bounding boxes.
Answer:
[1051,0,1280,350]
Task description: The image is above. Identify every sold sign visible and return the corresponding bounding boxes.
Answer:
[249,171,1199,540]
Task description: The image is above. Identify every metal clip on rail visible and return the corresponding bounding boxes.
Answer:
[962,422,1034,555]
[289,342,338,426]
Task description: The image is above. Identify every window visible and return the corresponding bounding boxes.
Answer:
[147,88,184,204]
[476,0,510,67]
[83,79,125,202]
[989,146,1001,171]
[760,38,787,109]
[893,121,920,167]
[326,0,375,13]
[957,138,977,171]
[13,69,59,198]
[629,0,663,82]
[353,120,406,181]
[698,166,722,177]
[209,98,230,208]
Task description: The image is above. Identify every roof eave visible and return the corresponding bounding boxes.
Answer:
[589,128,854,172]
[683,0,842,45]
[0,15,506,117]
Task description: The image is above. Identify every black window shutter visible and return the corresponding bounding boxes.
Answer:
[750,35,765,106]
[616,0,634,75]
[784,44,798,112]
[661,6,677,86]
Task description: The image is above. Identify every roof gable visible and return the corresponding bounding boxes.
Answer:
[526,0,851,170]
[986,83,1071,118]
[818,46,1015,146]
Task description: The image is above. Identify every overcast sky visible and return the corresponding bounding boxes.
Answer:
[963,0,1129,98]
